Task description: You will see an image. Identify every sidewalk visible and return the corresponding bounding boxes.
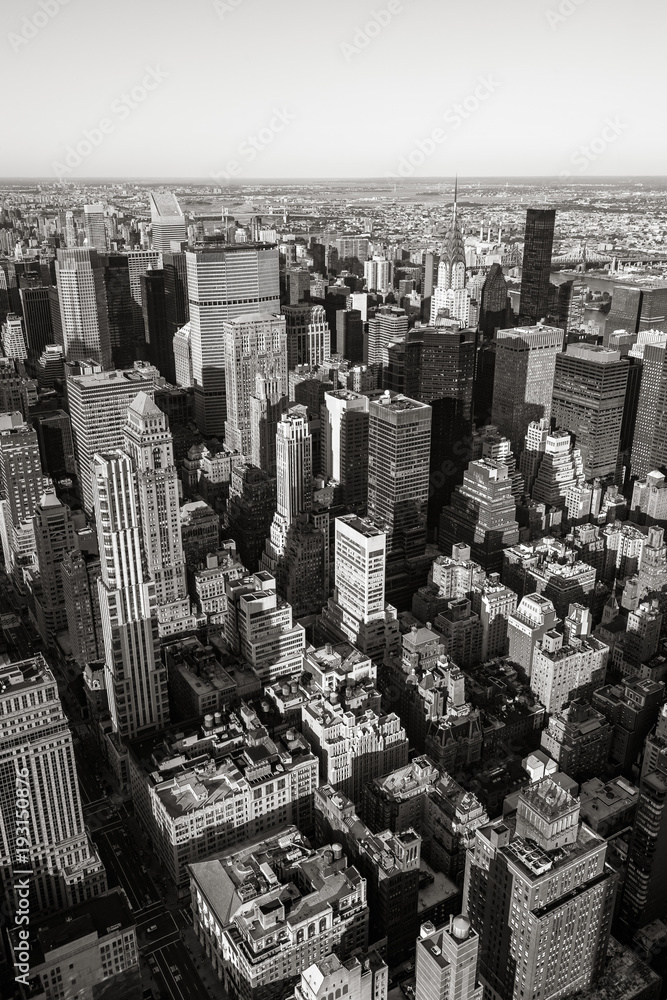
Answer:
[179,922,228,998]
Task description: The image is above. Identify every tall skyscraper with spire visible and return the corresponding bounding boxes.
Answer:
[431,180,470,324]
[440,178,467,290]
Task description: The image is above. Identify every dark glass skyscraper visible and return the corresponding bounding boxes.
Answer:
[368,393,431,560]
[19,286,57,363]
[519,208,556,325]
[162,249,189,344]
[639,286,667,333]
[101,253,145,369]
[604,284,643,342]
[141,268,175,383]
[479,262,509,340]
[551,344,629,481]
[418,323,476,531]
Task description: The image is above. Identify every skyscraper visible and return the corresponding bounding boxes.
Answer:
[367,306,409,367]
[61,548,103,667]
[418,322,477,529]
[0,655,106,916]
[320,515,399,660]
[223,313,288,456]
[530,429,585,512]
[603,284,643,341]
[321,389,369,509]
[102,253,145,369]
[149,190,187,252]
[438,460,520,574]
[1,312,27,362]
[415,917,483,1000]
[507,594,559,677]
[65,210,77,248]
[141,267,174,381]
[33,491,76,641]
[435,180,467,292]
[19,285,59,363]
[419,323,476,417]
[67,363,160,514]
[620,770,667,933]
[518,207,556,325]
[55,248,112,369]
[227,464,276,571]
[479,263,509,340]
[249,373,287,476]
[186,244,280,435]
[368,392,432,561]
[261,408,326,616]
[126,248,161,344]
[283,303,331,369]
[163,247,189,353]
[491,325,564,453]
[465,778,617,1000]
[83,203,107,252]
[631,341,667,478]
[430,184,472,325]
[122,392,195,635]
[0,412,46,576]
[273,407,313,527]
[94,447,168,742]
[639,286,667,333]
[551,344,628,481]
[364,256,393,293]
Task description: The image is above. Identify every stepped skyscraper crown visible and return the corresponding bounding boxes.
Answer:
[439,178,467,291]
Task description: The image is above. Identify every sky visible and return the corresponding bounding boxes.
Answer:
[2,0,665,180]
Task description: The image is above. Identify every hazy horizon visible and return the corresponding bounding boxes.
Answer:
[2,175,667,184]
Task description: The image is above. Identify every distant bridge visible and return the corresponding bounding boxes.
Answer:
[551,244,613,270]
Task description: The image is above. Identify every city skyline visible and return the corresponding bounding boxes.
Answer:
[2,5,667,999]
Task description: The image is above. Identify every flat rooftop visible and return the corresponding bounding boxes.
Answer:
[27,890,133,966]
[0,655,51,695]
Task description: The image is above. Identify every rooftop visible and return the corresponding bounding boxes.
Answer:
[576,936,660,1000]
[25,890,133,967]
[520,776,578,822]
[0,655,52,696]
